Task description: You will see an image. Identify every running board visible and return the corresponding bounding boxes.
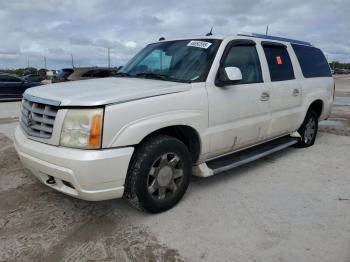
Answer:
[206,136,299,175]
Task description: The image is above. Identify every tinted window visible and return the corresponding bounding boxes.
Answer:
[83,69,111,78]
[82,70,95,77]
[292,44,331,78]
[222,45,262,84]
[263,45,295,81]
[95,70,110,77]
[58,69,74,78]
[0,75,21,82]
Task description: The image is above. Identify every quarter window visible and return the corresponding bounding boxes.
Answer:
[291,44,331,78]
[222,45,263,84]
[263,45,295,82]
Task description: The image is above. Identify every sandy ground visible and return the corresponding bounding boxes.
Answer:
[1,77,350,262]
[319,75,350,136]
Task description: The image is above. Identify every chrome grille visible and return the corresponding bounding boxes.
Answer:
[20,99,58,139]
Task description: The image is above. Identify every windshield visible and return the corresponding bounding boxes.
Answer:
[119,39,222,83]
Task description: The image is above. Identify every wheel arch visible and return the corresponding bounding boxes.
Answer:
[308,99,324,118]
[137,125,202,164]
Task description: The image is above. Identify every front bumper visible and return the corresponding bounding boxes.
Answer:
[14,127,134,201]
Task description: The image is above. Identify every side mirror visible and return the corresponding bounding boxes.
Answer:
[216,66,242,86]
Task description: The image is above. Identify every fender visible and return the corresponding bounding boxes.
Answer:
[297,93,328,128]
[107,110,207,149]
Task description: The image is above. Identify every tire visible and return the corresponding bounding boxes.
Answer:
[294,110,319,148]
[124,135,192,213]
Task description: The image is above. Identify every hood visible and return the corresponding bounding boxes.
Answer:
[24,77,191,106]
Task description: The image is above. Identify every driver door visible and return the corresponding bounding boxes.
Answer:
[206,40,271,157]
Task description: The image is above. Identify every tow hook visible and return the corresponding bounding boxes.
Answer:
[46,176,56,185]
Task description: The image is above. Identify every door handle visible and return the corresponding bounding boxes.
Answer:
[292,88,300,96]
[260,92,270,101]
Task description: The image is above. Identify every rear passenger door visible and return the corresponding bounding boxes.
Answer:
[262,42,302,137]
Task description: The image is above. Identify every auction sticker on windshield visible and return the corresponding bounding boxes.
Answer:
[187,40,212,49]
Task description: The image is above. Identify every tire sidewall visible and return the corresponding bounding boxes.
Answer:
[132,136,191,213]
[299,110,318,147]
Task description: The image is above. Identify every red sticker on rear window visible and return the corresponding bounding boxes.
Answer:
[276,56,282,64]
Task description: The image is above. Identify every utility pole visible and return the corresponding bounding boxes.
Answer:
[265,25,269,35]
[70,53,74,68]
[107,47,111,68]
[27,57,30,68]
[44,56,47,69]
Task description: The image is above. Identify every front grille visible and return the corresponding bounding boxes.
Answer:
[20,99,58,139]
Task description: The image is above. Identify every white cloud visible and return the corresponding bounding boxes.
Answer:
[0,0,349,69]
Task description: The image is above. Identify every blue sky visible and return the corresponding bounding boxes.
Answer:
[0,0,349,69]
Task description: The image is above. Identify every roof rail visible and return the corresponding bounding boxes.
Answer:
[237,32,312,46]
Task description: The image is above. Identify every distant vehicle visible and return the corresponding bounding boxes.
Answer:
[23,74,44,83]
[51,68,74,83]
[334,69,347,74]
[67,67,112,81]
[52,68,114,83]
[0,73,42,100]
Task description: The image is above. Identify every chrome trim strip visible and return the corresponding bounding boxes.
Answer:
[23,93,61,106]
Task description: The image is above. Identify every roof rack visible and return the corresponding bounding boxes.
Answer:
[237,32,312,46]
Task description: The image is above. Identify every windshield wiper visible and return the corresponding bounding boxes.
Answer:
[135,73,191,83]
[135,72,169,80]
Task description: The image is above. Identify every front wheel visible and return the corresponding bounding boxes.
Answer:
[294,110,319,148]
[124,135,192,213]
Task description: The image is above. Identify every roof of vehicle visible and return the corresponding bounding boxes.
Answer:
[154,32,313,47]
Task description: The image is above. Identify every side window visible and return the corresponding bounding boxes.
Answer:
[263,45,295,82]
[222,45,263,84]
[291,44,331,78]
[94,70,111,78]
[0,75,21,82]
[82,70,94,77]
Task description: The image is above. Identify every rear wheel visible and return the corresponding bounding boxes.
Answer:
[294,110,318,148]
[124,135,191,213]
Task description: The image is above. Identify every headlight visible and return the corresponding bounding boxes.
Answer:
[60,108,103,149]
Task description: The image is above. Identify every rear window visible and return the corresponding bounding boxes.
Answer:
[291,44,331,78]
[58,69,74,78]
[263,45,295,82]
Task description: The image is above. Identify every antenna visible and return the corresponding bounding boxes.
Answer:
[158,37,165,41]
[206,27,213,36]
[265,25,269,35]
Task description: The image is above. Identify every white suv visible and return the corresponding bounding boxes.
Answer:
[14,33,334,213]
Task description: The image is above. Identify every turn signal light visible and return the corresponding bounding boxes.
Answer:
[89,115,102,148]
